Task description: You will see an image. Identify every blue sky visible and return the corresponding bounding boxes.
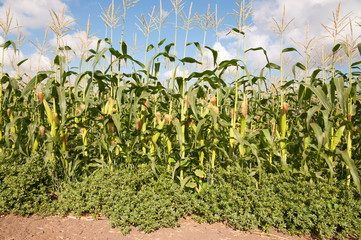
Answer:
[0,0,360,79]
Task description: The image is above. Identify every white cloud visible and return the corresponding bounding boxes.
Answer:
[26,52,52,72]
[0,0,75,31]
[0,49,20,70]
[214,0,361,72]
[0,0,78,77]
[0,36,22,73]
[49,31,101,58]
[252,0,361,52]
[213,41,234,62]
[195,41,234,72]
[163,67,190,79]
[0,40,52,78]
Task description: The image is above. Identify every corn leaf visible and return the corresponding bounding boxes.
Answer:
[357,43,361,57]
[205,46,218,67]
[20,73,48,98]
[330,126,345,151]
[310,122,323,150]
[338,150,361,194]
[308,85,332,111]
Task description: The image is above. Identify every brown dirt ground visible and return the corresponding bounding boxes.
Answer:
[0,214,314,240]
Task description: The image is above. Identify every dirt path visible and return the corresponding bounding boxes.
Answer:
[0,214,311,240]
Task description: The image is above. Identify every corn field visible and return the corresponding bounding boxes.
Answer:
[1,0,361,193]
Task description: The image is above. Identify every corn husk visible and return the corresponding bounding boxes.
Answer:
[38,91,44,103]
[135,118,143,130]
[241,100,248,118]
[39,126,45,138]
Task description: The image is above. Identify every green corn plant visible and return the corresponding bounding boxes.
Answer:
[48,8,75,167]
[13,20,27,80]
[135,8,156,156]
[232,0,254,122]
[136,6,156,84]
[316,4,351,185]
[29,28,51,103]
[49,6,76,82]
[76,17,93,156]
[307,73,357,187]
[339,18,358,186]
[120,0,140,46]
[314,43,332,84]
[76,17,94,105]
[194,5,219,170]
[211,5,226,110]
[209,96,219,170]
[149,111,167,171]
[292,21,319,172]
[270,5,294,171]
[322,2,351,80]
[168,0,184,117]
[0,6,13,151]
[163,0,184,174]
[99,0,122,106]
[118,0,140,85]
[99,1,114,73]
[152,0,171,125]
[42,99,57,162]
[239,93,247,157]
[1,0,360,194]
[207,6,225,172]
[154,0,171,54]
[99,0,121,50]
[195,3,213,90]
[164,115,173,171]
[309,109,339,181]
[178,2,195,181]
[228,0,254,157]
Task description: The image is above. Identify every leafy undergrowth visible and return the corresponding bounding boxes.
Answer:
[0,155,360,239]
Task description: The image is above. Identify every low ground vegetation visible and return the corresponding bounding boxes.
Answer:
[1,155,360,239]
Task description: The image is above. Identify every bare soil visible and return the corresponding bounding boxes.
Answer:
[0,214,314,240]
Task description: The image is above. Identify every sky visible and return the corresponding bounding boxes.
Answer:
[0,0,360,79]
